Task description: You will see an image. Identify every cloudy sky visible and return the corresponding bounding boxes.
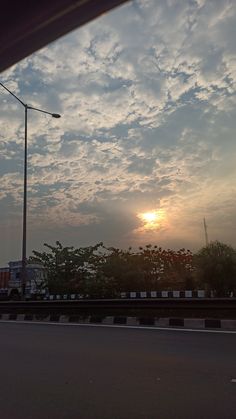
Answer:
[1,0,236,265]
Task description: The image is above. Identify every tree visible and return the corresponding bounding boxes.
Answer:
[194,241,236,297]
[29,241,104,294]
[95,245,194,292]
[29,241,198,296]
[94,247,146,293]
[158,247,194,290]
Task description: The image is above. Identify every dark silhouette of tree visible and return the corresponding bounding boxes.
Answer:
[194,241,236,297]
[158,248,194,290]
[95,245,194,292]
[29,241,212,296]
[29,241,103,294]
[95,246,149,292]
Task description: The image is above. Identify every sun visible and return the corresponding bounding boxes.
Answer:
[141,212,158,223]
[137,209,165,230]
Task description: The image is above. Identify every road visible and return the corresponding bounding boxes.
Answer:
[0,322,235,419]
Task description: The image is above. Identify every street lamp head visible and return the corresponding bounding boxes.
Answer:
[52,113,61,118]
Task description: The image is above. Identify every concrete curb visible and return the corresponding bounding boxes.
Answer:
[1,313,236,330]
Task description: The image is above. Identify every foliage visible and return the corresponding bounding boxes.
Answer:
[29,241,103,294]
[158,247,194,289]
[30,242,194,295]
[95,246,150,292]
[194,241,236,296]
[30,240,236,297]
[94,245,194,292]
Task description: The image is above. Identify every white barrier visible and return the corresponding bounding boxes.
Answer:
[48,290,208,300]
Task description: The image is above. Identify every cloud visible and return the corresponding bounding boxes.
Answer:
[1,0,236,264]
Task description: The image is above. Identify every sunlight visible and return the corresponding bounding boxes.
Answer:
[138,210,165,230]
[141,212,158,223]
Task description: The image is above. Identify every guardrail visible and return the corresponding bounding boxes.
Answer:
[1,298,236,321]
[0,297,236,309]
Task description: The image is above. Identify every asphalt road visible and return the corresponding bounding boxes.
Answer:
[0,322,236,419]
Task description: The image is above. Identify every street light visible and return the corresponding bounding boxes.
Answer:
[0,82,61,298]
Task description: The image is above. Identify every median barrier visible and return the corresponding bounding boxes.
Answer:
[184,318,205,328]
[169,318,184,326]
[1,313,236,330]
[44,290,209,300]
[139,317,155,326]
[221,319,236,329]
[127,317,138,326]
[205,319,221,328]
[156,318,169,327]
[9,313,17,320]
[113,316,127,324]
[59,315,68,323]
[102,316,114,325]
[43,291,234,299]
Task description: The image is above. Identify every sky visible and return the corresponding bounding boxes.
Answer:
[1,0,236,265]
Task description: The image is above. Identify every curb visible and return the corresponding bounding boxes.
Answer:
[1,314,236,330]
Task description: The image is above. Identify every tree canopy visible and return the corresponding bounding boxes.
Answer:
[29,241,104,294]
[30,242,195,296]
[194,241,236,296]
[30,240,236,297]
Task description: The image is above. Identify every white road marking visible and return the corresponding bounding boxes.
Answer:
[231,379,236,383]
[0,320,236,334]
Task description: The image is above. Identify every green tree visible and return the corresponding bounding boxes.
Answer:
[158,248,194,290]
[194,241,236,297]
[29,241,103,294]
[95,245,194,292]
[94,247,145,293]
[29,241,196,296]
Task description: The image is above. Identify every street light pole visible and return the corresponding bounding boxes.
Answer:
[0,82,61,298]
[22,105,28,296]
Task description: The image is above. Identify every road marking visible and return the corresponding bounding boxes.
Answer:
[0,320,236,334]
[231,379,236,383]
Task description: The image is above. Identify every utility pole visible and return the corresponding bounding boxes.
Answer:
[203,217,209,246]
[0,81,61,298]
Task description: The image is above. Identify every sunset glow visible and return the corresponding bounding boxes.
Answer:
[141,212,158,223]
[138,210,165,230]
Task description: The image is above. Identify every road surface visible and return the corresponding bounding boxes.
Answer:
[0,322,235,419]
